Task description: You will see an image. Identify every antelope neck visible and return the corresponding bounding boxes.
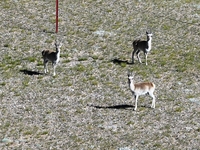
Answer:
[129,79,135,91]
[147,36,152,51]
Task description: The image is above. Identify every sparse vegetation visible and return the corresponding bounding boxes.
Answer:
[0,0,199,149]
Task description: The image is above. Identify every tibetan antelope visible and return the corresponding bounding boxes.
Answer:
[42,41,62,76]
[128,72,155,111]
[132,31,153,65]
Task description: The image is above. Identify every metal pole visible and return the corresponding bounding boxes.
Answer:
[56,0,58,33]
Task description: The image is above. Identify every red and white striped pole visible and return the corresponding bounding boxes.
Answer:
[56,0,59,33]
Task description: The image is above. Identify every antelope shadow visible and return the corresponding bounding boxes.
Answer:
[87,104,134,110]
[111,58,133,65]
[88,104,150,110]
[20,69,44,76]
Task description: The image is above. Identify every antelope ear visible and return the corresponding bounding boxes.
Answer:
[146,31,149,34]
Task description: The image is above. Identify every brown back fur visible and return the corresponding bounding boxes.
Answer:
[134,82,155,90]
